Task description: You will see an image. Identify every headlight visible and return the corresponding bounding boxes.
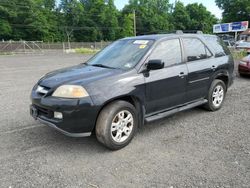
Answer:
[52,85,89,98]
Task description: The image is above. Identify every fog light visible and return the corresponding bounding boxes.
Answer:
[54,112,63,119]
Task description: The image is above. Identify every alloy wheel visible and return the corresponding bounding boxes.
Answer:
[212,85,224,107]
[111,110,134,143]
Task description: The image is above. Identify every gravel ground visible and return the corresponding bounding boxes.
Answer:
[0,53,249,188]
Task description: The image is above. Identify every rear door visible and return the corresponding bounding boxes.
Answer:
[145,38,188,114]
[182,37,215,102]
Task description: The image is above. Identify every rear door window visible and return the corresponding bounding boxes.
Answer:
[183,38,212,62]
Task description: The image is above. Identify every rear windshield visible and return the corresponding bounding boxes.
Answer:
[87,39,154,70]
[204,36,231,57]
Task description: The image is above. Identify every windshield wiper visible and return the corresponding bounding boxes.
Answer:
[90,64,117,69]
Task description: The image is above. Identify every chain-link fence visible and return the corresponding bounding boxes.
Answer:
[0,41,112,54]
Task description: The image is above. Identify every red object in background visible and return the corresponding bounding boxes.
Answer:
[238,56,250,76]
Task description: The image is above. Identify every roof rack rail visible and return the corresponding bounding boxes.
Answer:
[176,30,183,34]
[138,30,183,35]
[178,30,203,34]
[137,30,203,35]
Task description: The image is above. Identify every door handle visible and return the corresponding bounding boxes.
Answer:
[179,72,185,78]
[211,65,216,70]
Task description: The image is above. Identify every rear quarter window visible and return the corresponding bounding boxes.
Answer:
[204,36,231,57]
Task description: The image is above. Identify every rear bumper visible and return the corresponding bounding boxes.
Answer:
[238,64,250,75]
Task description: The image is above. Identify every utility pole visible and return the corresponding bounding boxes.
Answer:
[133,10,136,36]
[235,31,238,41]
[65,28,73,50]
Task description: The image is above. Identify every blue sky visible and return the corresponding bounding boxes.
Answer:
[114,0,222,19]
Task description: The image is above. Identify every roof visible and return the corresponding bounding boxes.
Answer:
[124,34,176,40]
[122,33,216,41]
[241,29,250,35]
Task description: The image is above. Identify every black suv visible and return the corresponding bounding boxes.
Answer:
[30,32,234,150]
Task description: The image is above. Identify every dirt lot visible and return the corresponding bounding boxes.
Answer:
[0,53,249,188]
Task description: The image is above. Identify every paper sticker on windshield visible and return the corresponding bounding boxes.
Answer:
[139,45,147,49]
[133,40,149,45]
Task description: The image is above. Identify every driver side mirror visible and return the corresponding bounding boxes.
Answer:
[146,59,164,70]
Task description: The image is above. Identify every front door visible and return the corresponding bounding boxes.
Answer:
[144,38,188,114]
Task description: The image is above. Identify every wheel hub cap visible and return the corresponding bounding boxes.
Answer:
[111,110,134,143]
[212,85,224,107]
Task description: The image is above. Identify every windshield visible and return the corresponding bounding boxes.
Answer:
[86,39,154,70]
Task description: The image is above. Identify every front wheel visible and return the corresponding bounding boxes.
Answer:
[95,101,138,150]
[204,79,226,111]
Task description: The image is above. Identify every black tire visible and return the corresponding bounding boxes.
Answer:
[95,100,138,150]
[204,79,227,111]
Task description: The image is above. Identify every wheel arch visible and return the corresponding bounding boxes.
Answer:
[92,95,145,133]
[212,71,230,90]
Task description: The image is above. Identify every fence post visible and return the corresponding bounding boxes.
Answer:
[23,41,26,53]
[10,40,12,52]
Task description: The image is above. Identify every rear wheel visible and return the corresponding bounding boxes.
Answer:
[95,101,138,150]
[204,79,226,111]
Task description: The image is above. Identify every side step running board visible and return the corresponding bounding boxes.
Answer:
[145,99,208,123]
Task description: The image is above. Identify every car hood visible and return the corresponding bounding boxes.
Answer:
[38,64,123,89]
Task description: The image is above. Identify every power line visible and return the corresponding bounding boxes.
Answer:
[8,23,126,30]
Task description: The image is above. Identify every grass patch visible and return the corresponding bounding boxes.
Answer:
[0,52,13,56]
[75,48,100,54]
[232,50,248,60]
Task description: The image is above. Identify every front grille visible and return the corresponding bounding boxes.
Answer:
[34,105,53,118]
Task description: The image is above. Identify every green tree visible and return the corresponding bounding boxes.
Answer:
[81,0,107,41]
[186,3,217,33]
[0,0,221,42]
[119,13,134,37]
[60,0,85,41]
[43,0,56,10]
[0,0,63,41]
[102,0,119,41]
[215,0,250,23]
[172,2,190,30]
[0,1,15,40]
[123,0,172,35]
[29,0,60,41]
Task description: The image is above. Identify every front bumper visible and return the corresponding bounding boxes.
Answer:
[30,90,99,137]
[36,116,91,137]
